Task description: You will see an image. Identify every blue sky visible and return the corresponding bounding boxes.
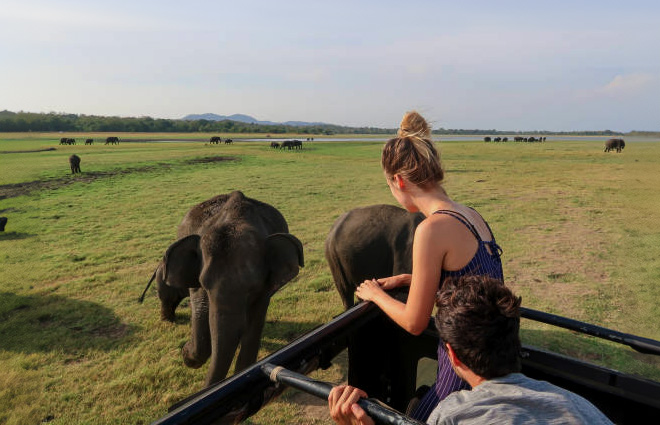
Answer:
[1,0,659,131]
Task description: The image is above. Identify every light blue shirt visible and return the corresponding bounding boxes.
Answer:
[427,373,613,425]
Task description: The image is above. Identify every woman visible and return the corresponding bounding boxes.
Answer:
[355,111,503,421]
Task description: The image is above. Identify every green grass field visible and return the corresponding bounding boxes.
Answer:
[1,133,659,424]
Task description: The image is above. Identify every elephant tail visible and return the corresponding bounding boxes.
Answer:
[138,267,159,303]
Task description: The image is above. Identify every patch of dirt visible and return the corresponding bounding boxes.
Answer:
[91,323,129,339]
[287,390,334,424]
[0,147,57,154]
[185,156,235,164]
[0,156,238,199]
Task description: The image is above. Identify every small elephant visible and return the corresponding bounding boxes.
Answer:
[325,204,424,309]
[147,191,304,386]
[605,138,625,153]
[85,138,93,145]
[270,142,280,148]
[69,154,81,174]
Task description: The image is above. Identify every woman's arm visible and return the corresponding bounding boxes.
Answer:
[356,220,445,335]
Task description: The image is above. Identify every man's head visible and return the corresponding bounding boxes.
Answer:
[435,275,522,379]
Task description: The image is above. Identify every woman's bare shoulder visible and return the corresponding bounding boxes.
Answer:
[415,213,464,242]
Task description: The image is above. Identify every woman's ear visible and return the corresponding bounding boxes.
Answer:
[394,174,406,190]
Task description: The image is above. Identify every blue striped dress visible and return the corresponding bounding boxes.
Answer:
[410,209,504,421]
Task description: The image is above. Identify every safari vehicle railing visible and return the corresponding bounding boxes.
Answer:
[151,301,660,425]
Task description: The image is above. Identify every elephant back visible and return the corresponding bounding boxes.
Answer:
[178,191,289,238]
[325,204,423,308]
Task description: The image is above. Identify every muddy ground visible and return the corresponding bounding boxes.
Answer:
[0,156,237,200]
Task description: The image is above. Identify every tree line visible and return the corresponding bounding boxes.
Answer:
[0,110,393,135]
[0,110,649,136]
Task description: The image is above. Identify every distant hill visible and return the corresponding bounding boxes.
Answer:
[181,113,329,127]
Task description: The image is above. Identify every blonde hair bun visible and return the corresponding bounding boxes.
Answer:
[382,111,443,187]
[398,111,431,140]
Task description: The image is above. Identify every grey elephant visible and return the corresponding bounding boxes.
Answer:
[325,204,423,309]
[280,140,294,150]
[69,154,81,174]
[605,138,625,153]
[147,191,304,386]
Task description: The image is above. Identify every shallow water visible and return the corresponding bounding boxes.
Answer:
[140,135,659,143]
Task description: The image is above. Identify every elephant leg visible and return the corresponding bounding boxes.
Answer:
[204,290,246,386]
[182,287,212,369]
[235,295,271,372]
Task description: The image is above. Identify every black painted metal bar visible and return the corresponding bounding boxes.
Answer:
[521,307,660,356]
[262,363,425,425]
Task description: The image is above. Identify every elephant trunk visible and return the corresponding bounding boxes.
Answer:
[183,288,212,369]
[138,267,159,303]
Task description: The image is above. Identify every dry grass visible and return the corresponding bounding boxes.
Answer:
[1,134,659,424]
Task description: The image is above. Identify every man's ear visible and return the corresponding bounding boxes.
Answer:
[446,343,463,368]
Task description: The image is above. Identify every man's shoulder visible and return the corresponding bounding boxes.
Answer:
[428,374,613,425]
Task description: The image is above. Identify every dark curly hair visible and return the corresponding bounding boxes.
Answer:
[435,275,522,379]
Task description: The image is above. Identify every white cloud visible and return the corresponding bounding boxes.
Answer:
[598,73,656,96]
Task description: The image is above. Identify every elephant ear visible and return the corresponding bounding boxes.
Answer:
[265,233,304,297]
[162,234,202,289]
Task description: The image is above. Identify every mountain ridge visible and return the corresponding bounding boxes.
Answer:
[181,113,329,127]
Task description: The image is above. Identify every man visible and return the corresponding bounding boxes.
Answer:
[328,275,613,424]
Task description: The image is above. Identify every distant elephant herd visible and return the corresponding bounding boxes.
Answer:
[138,191,418,387]
[485,136,627,153]
[57,134,312,177]
[484,136,546,142]
[270,140,304,150]
[209,136,233,144]
[58,136,120,146]
[58,136,121,174]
